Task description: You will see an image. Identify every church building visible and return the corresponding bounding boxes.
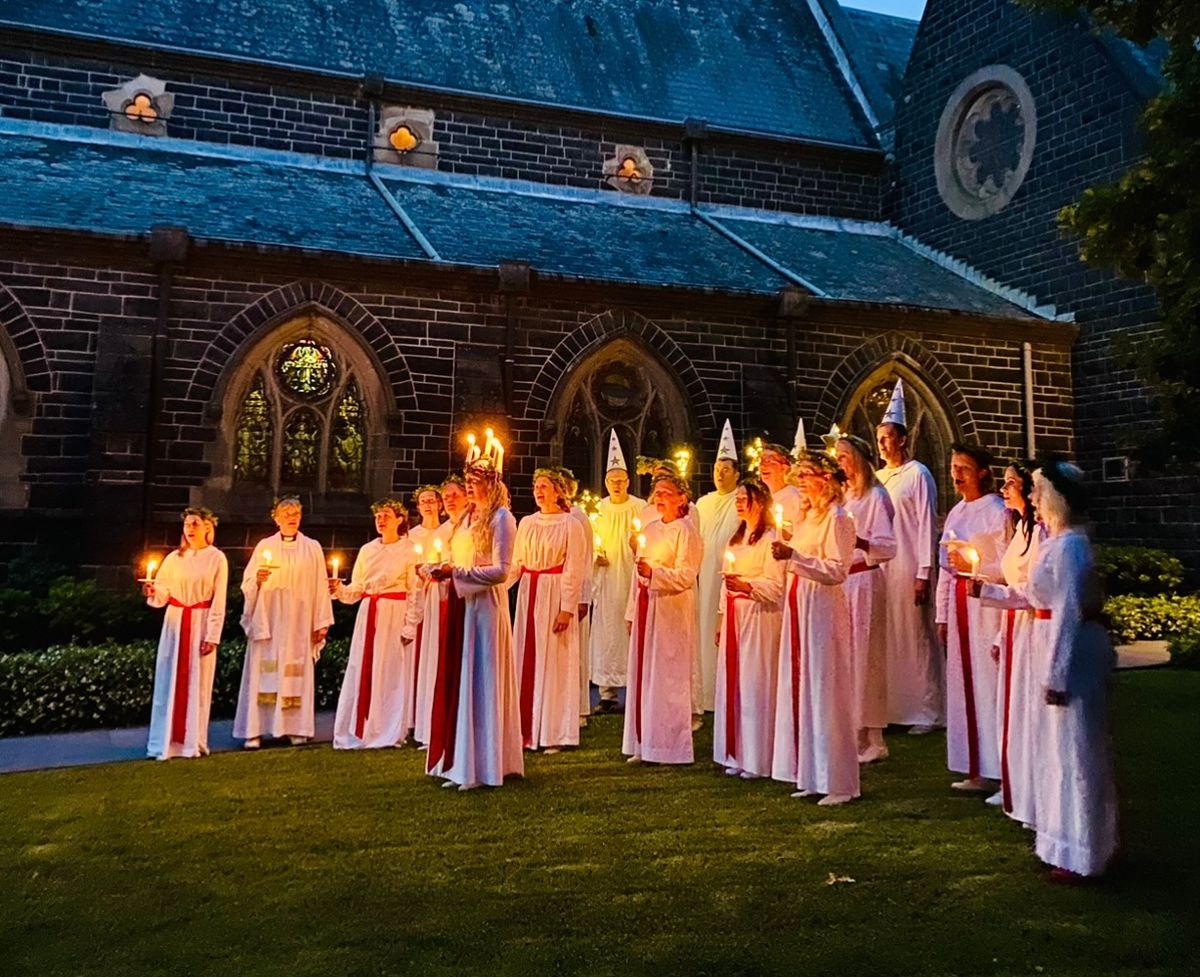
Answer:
[0,0,1183,574]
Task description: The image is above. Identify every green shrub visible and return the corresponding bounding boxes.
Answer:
[1094,545,1185,597]
[1103,594,1200,643]
[0,587,48,650]
[1169,632,1200,669]
[38,577,157,646]
[0,638,350,737]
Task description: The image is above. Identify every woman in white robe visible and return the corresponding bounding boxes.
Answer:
[977,462,1045,824]
[234,497,334,747]
[936,445,1009,790]
[835,435,897,763]
[623,473,703,765]
[509,470,589,751]
[332,498,423,749]
[413,478,468,746]
[144,508,227,760]
[770,453,859,805]
[590,468,644,711]
[1027,462,1118,880]
[426,459,524,790]
[713,480,784,779]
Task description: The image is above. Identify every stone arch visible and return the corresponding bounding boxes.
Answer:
[0,283,49,508]
[525,308,716,435]
[185,280,417,427]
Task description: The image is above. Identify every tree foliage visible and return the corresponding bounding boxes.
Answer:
[1023,1,1200,468]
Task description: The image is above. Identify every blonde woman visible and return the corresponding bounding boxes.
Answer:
[143,508,228,759]
[771,454,858,805]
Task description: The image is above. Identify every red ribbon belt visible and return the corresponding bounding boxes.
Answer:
[519,564,565,747]
[356,591,407,740]
[723,591,751,763]
[1034,608,1052,620]
[954,575,981,780]
[166,597,213,747]
[788,574,801,740]
[427,583,466,774]
[848,563,878,575]
[1000,608,1016,813]
[635,582,650,744]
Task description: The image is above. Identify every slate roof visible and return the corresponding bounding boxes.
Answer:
[839,8,919,127]
[0,119,1046,319]
[0,0,875,147]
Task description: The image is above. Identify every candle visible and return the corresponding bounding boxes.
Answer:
[966,546,980,579]
[330,556,339,580]
[636,533,646,559]
[723,549,736,573]
[593,531,603,550]
[632,517,642,533]
[433,537,444,563]
[145,558,158,582]
[262,548,272,568]
[465,432,481,464]
[773,503,784,531]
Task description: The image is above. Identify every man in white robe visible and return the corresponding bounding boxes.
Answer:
[874,379,944,733]
[694,419,743,712]
[590,431,644,713]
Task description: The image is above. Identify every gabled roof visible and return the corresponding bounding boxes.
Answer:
[0,118,1055,321]
[0,0,877,148]
[839,7,919,128]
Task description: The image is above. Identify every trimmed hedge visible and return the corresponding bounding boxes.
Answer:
[1169,633,1200,669]
[1103,594,1200,644]
[1094,545,1185,597]
[0,638,350,738]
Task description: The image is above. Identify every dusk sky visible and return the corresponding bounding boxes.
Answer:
[844,0,925,20]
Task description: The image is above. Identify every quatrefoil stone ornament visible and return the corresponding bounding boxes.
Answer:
[375,107,437,168]
[102,74,174,136]
[604,145,654,195]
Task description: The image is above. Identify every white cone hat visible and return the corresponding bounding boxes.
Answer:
[883,378,907,428]
[716,419,738,463]
[605,429,628,473]
[792,417,807,457]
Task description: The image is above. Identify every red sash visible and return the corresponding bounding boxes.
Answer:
[634,582,650,744]
[427,582,466,774]
[519,564,565,747]
[788,574,801,738]
[356,591,407,740]
[848,563,878,575]
[723,591,750,763]
[166,597,213,747]
[412,621,424,705]
[954,575,980,780]
[1034,608,1052,620]
[1000,608,1017,813]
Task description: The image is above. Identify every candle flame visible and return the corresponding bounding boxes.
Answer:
[262,549,272,565]
[632,517,642,533]
[433,538,444,555]
[724,549,736,565]
[414,543,423,557]
[466,432,476,446]
[146,558,158,580]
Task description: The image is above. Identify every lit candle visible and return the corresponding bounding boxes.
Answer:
[773,503,784,531]
[433,537,444,564]
[145,558,158,582]
[330,556,339,581]
[493,442,504,476]
[262,548,272,567]
[636,533,646,559]
[723,549,736,573]
[593,531,603,550]
[632,517,642,533]
[414,543,424,561]
[465,432,480,464]
[966,546,980,579]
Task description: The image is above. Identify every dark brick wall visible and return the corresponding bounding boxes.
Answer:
[889,0,1195,564]
[0,253,1073,576]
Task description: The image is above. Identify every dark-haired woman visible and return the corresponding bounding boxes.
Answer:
[936,445,1008,792]
[1028,462,1117,880]
[978,462,1045,825]
[713,480,785,780]
[144,508,228,759]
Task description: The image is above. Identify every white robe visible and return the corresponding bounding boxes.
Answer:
[234,533,334,739]
[980,521,1045,826]
[623,515,702,764]
[876,460,943,726]
[428,507,524,787]
[569,505,594,718]
[411,519,459,746]
[332,536,423,749]
[1028,530,1118,876]
[695,488,742,712]
[589,494,644,689]
[936,494,1008,780]
[713,528,784,777]
[145,546,228,759]
[844,484,896,730]
[771,505,859,797]
[509,511,589,748]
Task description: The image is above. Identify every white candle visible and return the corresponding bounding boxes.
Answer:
[145,558,158,581]
[723,549,736,573]
[262,549,272,566]
[636,533,646,559]
[966,546,980,579]
[433,537,444,563]
[632,517,642,533]
[330,557,339,580]
[773,504,784,531]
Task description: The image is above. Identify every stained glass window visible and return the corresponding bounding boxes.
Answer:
[276,339,336,400]
[282,408,321,482]
[328,381,365,490]
[233,374,272,483]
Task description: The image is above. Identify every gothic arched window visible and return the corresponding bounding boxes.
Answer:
[230,333,368,494]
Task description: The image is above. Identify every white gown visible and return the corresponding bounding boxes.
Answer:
[332,536,423,749]
[509,511,589,748]
[623,514,703,764]
[234,533,335,740]
[427,507,524,788]
[980,521,1045,826]
[569,505,594,719]
[1028,529,1118,876]
[411,519,459,746]
[876,460,943,726]
[844,484,896,730]
[936,494,1009,780]
[695,488,742,712]
[145,546,228,759]
[771,505,859,798]
[713,527,784,777]
[589,495,644,690]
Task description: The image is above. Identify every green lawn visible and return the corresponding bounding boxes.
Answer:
[1,671,1197,977]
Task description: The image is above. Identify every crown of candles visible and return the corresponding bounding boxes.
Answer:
[671,446,692,480]
[464,427,505,476]
[744,436,765,473]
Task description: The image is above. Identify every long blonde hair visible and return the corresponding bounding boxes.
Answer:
[469,472,510,557]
